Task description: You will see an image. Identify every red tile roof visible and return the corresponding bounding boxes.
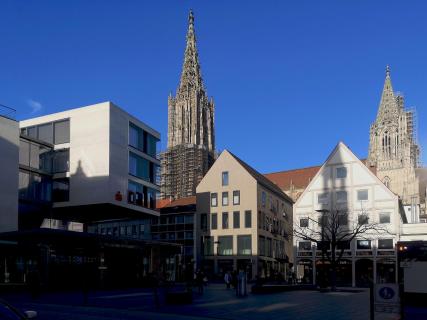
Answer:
[162,196,197,208]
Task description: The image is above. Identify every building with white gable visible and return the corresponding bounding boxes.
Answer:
[294,142,402,287]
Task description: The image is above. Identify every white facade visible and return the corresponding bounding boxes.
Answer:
[0,116,19,232]
[20,102,160,218]
[294,142,401,287]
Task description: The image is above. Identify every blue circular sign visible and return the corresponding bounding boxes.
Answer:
[379,287,395,300]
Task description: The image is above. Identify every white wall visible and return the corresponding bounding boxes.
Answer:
[0,116,19,232]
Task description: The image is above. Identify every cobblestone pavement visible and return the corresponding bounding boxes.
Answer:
[2,284,404,320]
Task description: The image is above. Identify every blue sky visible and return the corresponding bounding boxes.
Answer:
[1,0,426,172]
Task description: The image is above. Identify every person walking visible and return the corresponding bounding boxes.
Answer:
[224,271,232,289]
[196,270,204,294]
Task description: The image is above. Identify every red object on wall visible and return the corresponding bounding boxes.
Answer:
[115,191,123,201]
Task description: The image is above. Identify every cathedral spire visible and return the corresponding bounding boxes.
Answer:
[376,65,398,121]
[178,9,204,94]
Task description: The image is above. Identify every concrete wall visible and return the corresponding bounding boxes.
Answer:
[20,102,160,217]
[0,116,19,232]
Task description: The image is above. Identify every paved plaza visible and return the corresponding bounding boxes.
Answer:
[2,284,385,320]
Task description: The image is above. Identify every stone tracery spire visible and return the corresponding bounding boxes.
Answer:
[376,65,398,121]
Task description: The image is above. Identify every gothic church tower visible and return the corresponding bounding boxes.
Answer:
[160,10,216,200]
[368,66,420,213]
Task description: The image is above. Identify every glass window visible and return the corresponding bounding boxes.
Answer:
[378,239,393,250]
[245,210,252,228]
[128,180,143,205]
[203,236,214,255]
[185,215,194,224]
[357,189,369,201]
[211,193,217,207]
[200,214,208,230]
[357,240,371,250]
[222,192,228,206]
[52,178,69,202]
[176,232,184,239]
[237,235,251,255]
[337,240,351,250]
[54,120,70,144]
[126,226,132,235]
[300,218,309,228]
[146,133,158,157]
[129,123,143,150]
[358,214,369,225]
[233,211,240,228]
[336,191,347,202]
[211,213,217,230]
[338,214,348,226]
[120,226,125,236]
[379,212,391,224]
[222,212,229,229]
[261,191,266,207]
[140,224,145,235]
[222,171,229,186]
[129,152,150,181]
[185,231,193,239]
[27,126,37,139]
[266,238,272,257]
[218,236,233,255]
[233,190,240,205]
[53,149,69,173]
[317,193,328,204]
[37,123,54,144]
[176,216,184,224]
[336,167,347,179]
[259,236,266,255]
[298,241,311,251]
[39,145,53,173]
[18,171,30,199]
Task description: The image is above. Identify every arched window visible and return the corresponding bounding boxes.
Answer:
[383,176,391,189]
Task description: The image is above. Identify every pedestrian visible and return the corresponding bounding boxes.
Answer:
[224,271,232,289]
[196,270,204,294]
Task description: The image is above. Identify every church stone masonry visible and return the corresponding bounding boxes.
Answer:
[368,66,421,216]
[160,11,216,200]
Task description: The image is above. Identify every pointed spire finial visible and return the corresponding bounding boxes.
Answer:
[386,65,391,77]
[189,9,194,24]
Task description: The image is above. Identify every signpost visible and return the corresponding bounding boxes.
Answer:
[372,283,401,319]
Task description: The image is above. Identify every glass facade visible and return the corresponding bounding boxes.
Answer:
[218,236,233,255]
[21,119,70,145]
[18,170,52,202]
[128,122,158,158]
[237,235,252,255]
[52,178,70,202]
[127,180,156,209]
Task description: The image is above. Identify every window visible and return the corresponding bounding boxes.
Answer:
[266,238,272,257]
[120,226,125,236]
[338,214,348,226]
[129,122,144,151]
[258,236,266,255]
[37,123,54,144]
[318,215,328,227]
[129,152,150,181]
[52,178,69,202]
[200,214,208,231]
[337,240,351,250]
[245,210,252,228]
[378,239,393,250]
[317,193,328,204]
[185,215,194,224]
[222,171,229,186]
[211,193,217,207]
[132,225,137,236]
[358,214,369,225]
[336,167,347,179]
[185,231,193,239]
[27,126,37,139]
[233,211,240,228]
[53,149,69,173]
[222,192,229,206]
[176,216,184,224]
[140,224,145,235]
[300,218,309,228]
[237,235,251,255]
[336,191,347,203]
[222,212,229,229]
[233,190,240,205]
[54,120,70,144]
[261,191,266,207]
[357,240,371,250]
[211,213,217,230]
[203,236,214,255]
[146,133,158,157]
[218,236,233,255]
[357,189,369,201]
[379,212,391,224]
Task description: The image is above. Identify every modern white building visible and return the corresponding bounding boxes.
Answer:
[19,102,160,225]
[0,113,19,233]
[196,150,293,280]
[294,142,402,287]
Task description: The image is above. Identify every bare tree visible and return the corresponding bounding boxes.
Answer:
[294,208,388,290]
